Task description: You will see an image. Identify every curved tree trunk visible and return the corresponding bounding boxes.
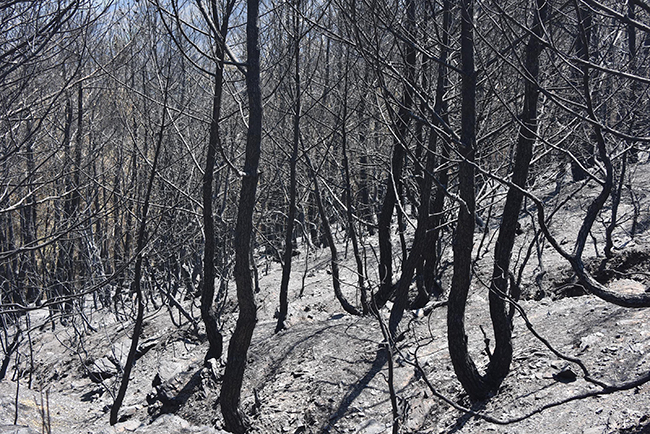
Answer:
[447,0,490,401]
[306,154,361,317]
[564,1,641,307]
[221,0,262,431]
[535,0,650,307]
[201,2,234,362]
[486,0,547,389]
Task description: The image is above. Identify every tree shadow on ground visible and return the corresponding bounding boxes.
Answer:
[320,347,388,432]
[251,323,345,398]
[446,399,489,433]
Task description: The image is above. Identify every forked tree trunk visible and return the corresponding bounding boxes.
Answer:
[447,0,489,401]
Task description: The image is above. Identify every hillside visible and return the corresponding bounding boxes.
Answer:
[2,165,650,434]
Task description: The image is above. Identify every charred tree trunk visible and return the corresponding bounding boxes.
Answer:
[340,50,369,315]
[357,76,374,235]
[570,1,594,182]
[201,0,234,363]
[419,0,451,301]
[388,128,437,335]
[19,128,37,303]
[221,0,262,430]
[447,0,490,401]
[373,0,416,310]
[53,96,76,317]
[486,0,547,389]
[110,89,168,426]
[389,0,450,330]
[306,153,362,317]
[606,1,636,258]
[276,0,301,333]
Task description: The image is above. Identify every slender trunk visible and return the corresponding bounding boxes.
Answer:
[112,155,124,317]
[373,0,416,310]
[53,96,75,315]
[0,175,16,305]
[72,81,83,229]
[340,50,369,315]
[571,1,594,181]
[221,0,262,430]
[276,0,301,333]
[486,0,547,389]
[572,1,610,262]
[110,91,168,426]
[306,154,361,317]
[447,0,490,401]
[605,152,626,258]
[20,126,37,303]
[389,0,447,325]
[388,127,436,335]
[358,75,374,234]
[202,1,233,362]
[421,0,451,300]
[71,81,83,293]
[606,1,636,257]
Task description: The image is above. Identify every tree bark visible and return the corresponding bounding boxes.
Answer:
[201,0,234,363]
[306,154,362,317]
[276,0,301,333]
[110,88,168,426]
[447,0,490,401]
[221,0,262,430]
[373,0,416,311]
